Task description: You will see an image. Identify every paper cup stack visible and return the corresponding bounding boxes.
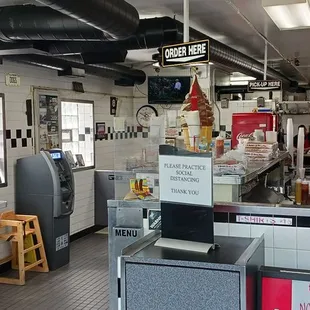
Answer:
[185,111,200,151]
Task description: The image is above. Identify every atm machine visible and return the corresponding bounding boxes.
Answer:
[15,149,74,270]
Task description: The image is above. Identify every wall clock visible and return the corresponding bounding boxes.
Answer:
[136,105,158,128]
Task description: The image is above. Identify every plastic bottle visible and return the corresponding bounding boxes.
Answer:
[302,180,309,205]
[215,135,224,158]
[295,177,302,205]
[199,137,207,153]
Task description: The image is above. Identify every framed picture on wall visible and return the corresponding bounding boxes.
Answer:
[76,154,85,167]
[95,122,106,140]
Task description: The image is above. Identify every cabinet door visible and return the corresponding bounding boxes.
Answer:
[125,263,240,310]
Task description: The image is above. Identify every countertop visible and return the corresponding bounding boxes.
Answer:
[213,151,288,185]
[122,234,263,269]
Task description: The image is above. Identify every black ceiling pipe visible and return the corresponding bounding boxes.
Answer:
[5,54,146,84]
[0,5,112,42]
[36,0,139,39]
[45,17,291,84]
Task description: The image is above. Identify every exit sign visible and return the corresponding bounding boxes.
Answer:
[5,73,20,86]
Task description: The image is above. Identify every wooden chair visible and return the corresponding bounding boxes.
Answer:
[0,211,49,285]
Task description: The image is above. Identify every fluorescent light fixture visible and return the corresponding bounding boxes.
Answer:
[263,0,310,30]
[230,81,250,85]
[230,76,256,81]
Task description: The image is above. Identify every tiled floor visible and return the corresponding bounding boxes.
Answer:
[0,234,109,310]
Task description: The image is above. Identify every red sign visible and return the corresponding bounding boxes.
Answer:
[262,277,310,309]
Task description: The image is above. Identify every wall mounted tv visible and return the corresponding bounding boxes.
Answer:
[148,76,191,104]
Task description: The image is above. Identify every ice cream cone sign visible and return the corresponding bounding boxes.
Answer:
[190,75,199,111]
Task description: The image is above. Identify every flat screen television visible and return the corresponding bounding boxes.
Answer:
[148,76,191,104]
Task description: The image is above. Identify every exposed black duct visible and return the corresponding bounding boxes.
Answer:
[5,55,146,85]
[44,17,291,84]
[0,5,111,42]
[36,0,139,39]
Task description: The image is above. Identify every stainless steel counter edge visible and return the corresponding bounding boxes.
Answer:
[108,199,310,216]
[213,151,288,185]
[215,201,310,216]
[235,235,264,266]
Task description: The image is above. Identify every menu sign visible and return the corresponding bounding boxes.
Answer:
[162,39,210,67]
[262,277,310,309]
[248,80,282,91]
[159,155,212,206]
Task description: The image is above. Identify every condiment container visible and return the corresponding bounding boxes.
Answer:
[295,177,302,205]
[215,135,224,158]
[302,179,309,205]
[253,129,264,142]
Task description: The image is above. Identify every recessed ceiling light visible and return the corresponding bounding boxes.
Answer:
[263,0,310,30]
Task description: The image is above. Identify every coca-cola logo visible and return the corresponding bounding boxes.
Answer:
[237,132,254,139]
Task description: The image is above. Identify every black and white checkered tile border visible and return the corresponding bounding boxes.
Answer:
[104,126,150,141]
[6,129,33,148]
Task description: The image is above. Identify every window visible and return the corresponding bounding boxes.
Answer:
[0,94,7,187]
[61,100,94,170]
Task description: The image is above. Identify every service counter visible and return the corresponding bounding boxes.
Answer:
[120,232,264,310]
[213,151,288,202]
[108,199,310,309]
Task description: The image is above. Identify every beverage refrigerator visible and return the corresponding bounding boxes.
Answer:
[231,113,277,148]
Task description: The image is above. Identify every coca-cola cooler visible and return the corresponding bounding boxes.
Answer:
[258,266,310,310]
[232,113,277,148]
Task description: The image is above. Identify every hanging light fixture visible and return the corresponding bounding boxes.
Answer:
[263,0,310,30]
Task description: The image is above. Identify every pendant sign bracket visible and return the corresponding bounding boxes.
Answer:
[248,80,282,92]
[162,39,210,67]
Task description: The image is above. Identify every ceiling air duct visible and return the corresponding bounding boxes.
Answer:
[5,54,146,85]
[36,0,140,39]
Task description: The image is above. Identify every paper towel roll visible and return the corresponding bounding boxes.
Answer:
[185,110,200,126]
[287,118,294,167]
[297,127,305,173]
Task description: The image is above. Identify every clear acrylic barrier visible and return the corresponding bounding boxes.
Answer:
[113,116,164,201]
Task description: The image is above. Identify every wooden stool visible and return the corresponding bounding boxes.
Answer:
[0,211,49,285]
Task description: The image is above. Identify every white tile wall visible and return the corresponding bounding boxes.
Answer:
[265,248,274,267]
[297,228,310,251]
[229,223,251,237]
[214,220,310,270]
[250,225,274,248]
[297,250,310,270]
[274,249,297,268]
[214,223,229,236]
[274,227,297,250]
[0,59,135,260]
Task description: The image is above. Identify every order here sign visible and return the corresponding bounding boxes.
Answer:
[159,154,213,207]
[162,39,210,67]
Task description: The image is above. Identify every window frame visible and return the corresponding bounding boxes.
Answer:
[60,99,95,172]
[0,93,7,188]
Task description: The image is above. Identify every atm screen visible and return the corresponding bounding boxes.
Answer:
[50,152,62,160]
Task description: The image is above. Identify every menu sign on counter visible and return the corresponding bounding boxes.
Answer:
[159,155,212,207]
[248,80,282,91]
[162,39,210,67]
